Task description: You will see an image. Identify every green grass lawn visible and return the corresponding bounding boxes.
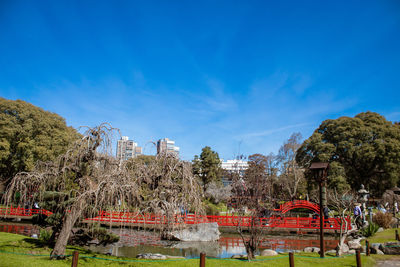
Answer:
[362,228,399,245]
[1,232,399,267]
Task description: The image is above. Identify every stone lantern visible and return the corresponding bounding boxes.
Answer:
[357,184,369,222]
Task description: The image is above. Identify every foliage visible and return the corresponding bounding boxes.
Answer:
[360,222,380,237]
[325,161,351,193]
[69,227,119,246]
[39,228,53,244]
[204,200,221,215]
[192,146,223,189]
[4,123,204,258]
[0,98,80,190]
[373,211,393,229]
[31,191,71,247]
[296,112,400,195]
[203,199,227,215]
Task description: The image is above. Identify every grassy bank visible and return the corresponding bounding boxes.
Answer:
[362,228,398,244]
[0,232,398,266]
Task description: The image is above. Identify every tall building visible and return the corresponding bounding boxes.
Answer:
[116,136,142,160]
[157,138,180,157]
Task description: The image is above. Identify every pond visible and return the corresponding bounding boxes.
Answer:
[0,222,339,258]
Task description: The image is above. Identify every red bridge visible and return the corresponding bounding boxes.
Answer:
[274,200,321,214]
[0,206,53,217]
[86,211,350,230]
[0,201,351,231]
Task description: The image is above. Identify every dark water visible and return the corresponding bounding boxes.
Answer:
[0,223,40,237]
[0,223,338,258]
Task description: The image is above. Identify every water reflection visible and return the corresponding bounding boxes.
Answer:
[101,228,339,258]
[0,223,39,237]
[0,223,338,258]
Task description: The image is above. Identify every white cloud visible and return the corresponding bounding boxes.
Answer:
[240,123,311,139]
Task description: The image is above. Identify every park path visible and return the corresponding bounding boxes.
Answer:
[376,260,400,267]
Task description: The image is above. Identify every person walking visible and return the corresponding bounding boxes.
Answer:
[323,206,330,219]
[354,203,363,229]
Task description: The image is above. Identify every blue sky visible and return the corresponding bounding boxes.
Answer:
[1,0,400,160]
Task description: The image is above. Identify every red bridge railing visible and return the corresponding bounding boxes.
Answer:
[87,210,351,230]
[0,206,351,231]
[0,206,53,217]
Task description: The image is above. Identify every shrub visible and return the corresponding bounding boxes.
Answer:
[373,211,393,229]
[204,200,220,215]
[360,222,380,237]
[39,228,53,244]
[69,227,119,246]
[94,228,119,246]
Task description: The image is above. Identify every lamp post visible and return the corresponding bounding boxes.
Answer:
[310,162,329,258]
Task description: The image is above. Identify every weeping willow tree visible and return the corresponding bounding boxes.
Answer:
[126,150,204,238]
[3,123,203,258]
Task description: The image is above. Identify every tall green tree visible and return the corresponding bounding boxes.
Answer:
[192,146,223,189]
[296,112,400,195]
[0,98,80,190]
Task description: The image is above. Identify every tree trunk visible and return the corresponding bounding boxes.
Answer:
[336,230,348,256]
[336,214,356,257]
[247,246,254,261]
[50,198,86,259]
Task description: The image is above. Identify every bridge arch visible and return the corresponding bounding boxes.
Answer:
[274,200,320,214]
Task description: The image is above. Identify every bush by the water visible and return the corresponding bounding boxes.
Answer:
[373,211,393,229]
[39,228,53,244]
[69,227,119,246]
[360,222,380,237]
[204,200,227,215]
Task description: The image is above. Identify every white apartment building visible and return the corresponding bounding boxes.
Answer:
[221,159,249,171]
[116,136,142,160]
[157,138,180,157]
[221,159,248,186]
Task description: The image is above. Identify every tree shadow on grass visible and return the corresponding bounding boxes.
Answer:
[22,237,51,249]
[17,238,90,257]
[66,245,93,255]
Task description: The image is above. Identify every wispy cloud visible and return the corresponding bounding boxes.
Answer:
[203,77,237,112]
[249,72,288,100]
[240,123,311,138]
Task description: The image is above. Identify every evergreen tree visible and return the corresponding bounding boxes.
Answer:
[0,98,80,190]
[296,112,400,195]
[192,146,223,189]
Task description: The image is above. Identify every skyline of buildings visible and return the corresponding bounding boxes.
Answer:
[116,137,251,174]
[116,137,181,159]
